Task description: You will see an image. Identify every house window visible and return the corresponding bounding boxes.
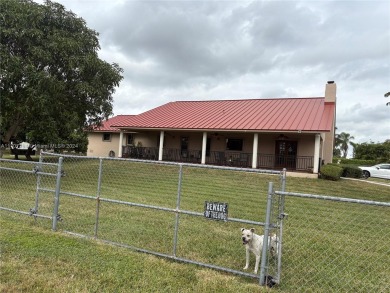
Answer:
[102,133,111,142]
[127,134,134,145]
[181,136,189,156]
[226,138,243,151]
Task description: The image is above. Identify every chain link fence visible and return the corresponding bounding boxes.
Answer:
[5,152,387,291]
[0,157,61,229]
[273,189,390,292]
[39,152,284,285]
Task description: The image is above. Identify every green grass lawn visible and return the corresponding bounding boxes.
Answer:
[1,156,389,292]
[1,217,264,293]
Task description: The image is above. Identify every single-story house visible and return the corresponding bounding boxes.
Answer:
[87,81,337,173]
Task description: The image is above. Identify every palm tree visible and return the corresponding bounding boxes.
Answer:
[335,132,355,158]
[333,128,342,157]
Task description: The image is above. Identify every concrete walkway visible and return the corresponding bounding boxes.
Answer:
[286,172,390,186]
[341,177,390,187]
[286,171,318,179]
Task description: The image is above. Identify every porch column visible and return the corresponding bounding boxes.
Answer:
[313,133,321,174]
[158,131,164,161]
[118,131,124,158]
[252,133,258,168]
[201,132,207,164]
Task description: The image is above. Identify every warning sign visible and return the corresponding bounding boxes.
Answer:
[204,201,228,221]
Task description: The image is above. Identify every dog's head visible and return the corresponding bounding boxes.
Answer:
[241,228,255,245]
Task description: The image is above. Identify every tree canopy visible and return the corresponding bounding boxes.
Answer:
[0,0,123,151]
[353,140,390,162]
[334,132,355,158]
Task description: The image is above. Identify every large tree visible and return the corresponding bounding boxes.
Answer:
[0,0,123,157]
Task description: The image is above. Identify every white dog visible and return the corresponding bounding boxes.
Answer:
[241,228,278,274]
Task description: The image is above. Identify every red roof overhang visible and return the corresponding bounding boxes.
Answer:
[111,98,335,133]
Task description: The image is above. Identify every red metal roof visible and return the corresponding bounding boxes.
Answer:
[111,98,335,132]
[90,115,134,132]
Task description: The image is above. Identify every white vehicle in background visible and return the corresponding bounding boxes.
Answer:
[359,164,390,180]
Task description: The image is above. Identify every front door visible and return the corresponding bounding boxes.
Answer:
[275,141,297,169]
[181,137,189,157]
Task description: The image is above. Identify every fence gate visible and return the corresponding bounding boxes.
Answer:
[38,152,287,287]
[0,157,63,229]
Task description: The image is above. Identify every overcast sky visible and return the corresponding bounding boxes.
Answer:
[38,0,389,144]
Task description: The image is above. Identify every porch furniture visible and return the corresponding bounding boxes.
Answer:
[122,146,315,172]
[214,151,226,165]
[238,153,249,167]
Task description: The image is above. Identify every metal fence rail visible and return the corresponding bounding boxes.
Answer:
[0,158,63,226]
[272,187,390,292]
[39,152,285,285]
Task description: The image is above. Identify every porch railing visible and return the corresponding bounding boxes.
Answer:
[122,146,159,160]
[163,148,202,163]
[122,146,314,171]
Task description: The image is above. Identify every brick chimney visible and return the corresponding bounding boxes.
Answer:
[325,81,336,103]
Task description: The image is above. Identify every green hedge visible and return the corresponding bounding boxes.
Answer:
[341,166,363,178]
[327,164,363,178]
[320,164,343,181]
[332,158,376,166]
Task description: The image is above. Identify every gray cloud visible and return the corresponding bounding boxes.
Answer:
[337,103,389,143]
[35,0,390,144]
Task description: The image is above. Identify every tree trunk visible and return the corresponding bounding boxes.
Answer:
[3,122,20,143]
[4,115,22,143]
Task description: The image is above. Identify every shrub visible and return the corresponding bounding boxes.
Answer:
[332,158,376,166]
[320,164,343,181]
[341,166,363,178]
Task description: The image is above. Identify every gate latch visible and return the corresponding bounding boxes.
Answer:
[32,166,42,174]
[29,208,37,216]
[279,213,288,220]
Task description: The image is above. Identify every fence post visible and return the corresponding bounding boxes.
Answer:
[172,164,183,257]
[94,158,104,238]
[52,157,63,231]
[33,151,44,217]
[259,181,274,286]
[281,168,286,193]
[276,168,287,283]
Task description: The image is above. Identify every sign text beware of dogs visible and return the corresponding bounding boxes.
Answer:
[204,201,228,221]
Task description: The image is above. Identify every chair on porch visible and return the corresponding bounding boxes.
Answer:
[214,151,225,165]
[193,151,201,163]
[238,153,249,167]
[181,150,188,161]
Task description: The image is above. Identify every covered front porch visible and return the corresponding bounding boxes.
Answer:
[122,146,317,172]
[118,130,323,173]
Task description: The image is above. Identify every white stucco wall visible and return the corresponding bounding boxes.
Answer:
[87,132,120,157]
